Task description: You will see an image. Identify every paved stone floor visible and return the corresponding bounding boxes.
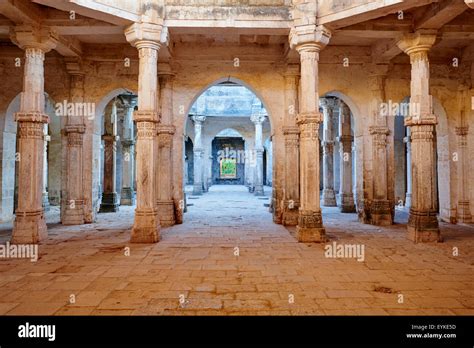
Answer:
[0,185,472,315]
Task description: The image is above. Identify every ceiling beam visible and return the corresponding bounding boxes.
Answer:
[0,0,44,25]
[371,39,402,62]
[415,0,468,29]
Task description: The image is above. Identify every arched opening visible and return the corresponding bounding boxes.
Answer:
[94,90,138,214]
[319,94,358,217]
[182,78,273,222]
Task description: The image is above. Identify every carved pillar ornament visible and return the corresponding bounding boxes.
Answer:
[10,25,58,243]
[289,24,331,242]
[397,31,441,242]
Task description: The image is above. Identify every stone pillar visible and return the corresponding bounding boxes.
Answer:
[404,129,412,208]
[42,125,50,211]
[125,21,163,243]
[368,66,393,225]
[99,100,120,212]
[281,64,300,225]
[192,115,205,196]
[10,26,58,243]
[337,101,356,213]
[289,25,331,242]
[321,98,336,206]
[62,58,87,225]
[157,67,176,226]
[397,32,440,242]
[455,126,472,223]
[251,113,266,196]
[120,97,136,206]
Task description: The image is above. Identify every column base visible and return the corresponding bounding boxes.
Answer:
[282,208,299,226]
[120,188,136,206]
[369,199,393,226]
[339,193,356,213]
[157,200,175,227]
[11,210,47,244]
[99,192,119,213]
[457,200,472,223]
[296,210,326,242]
[407,209,441,243]
[322,189,337,206]
[62,202,85,225]
[192,184,203,196]
[174,198,184,224]
[131,209,160,243]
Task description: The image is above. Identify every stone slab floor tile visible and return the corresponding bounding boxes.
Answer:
[0,185,472,315]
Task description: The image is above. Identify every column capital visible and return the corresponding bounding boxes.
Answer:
[465,0,474,8]
[369,125,390,136]
[158,62,175,78]
[297,112,323,124]
[10,25,58,52]
[289,25,331,52]
[250,114,266,125]
[282,126,300,135]
[124,22,163,50]
[65,124,86,134]
[396,31,437,58]
[320,98,336,110]
[192,115,206,124]
[157,124,176,135]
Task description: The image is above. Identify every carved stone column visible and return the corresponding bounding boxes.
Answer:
[120,97,136,206]
[125,21,163,243]
[337,101,356,213]
[397,32,441,242]
[42,126,50,211]
[321,98,337,206]
[368,66,393,225]
[192,115,206,196]
[455,126,472,223]
[10,26,58,243]
[99,100,120,212]
[289,25,331,242]
[157,64,176,226]
[404,130,412,208]
[251,113,266,196]
[62,58,87,225]
[281,65,300,225]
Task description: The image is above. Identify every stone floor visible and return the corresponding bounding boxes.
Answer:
[0,185,472,315]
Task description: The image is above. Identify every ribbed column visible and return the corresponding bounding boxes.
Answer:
[125,22,163,243]
[120,96,136,206]
[10,26,58,243]
[404,129,412,208]
[397,32,440,242]
[321,98,336,206]
[455,126,472,223]
[157,66,176,226]
[337,101,355,213]
[192,115,206,196]
[251,113,266,196]
[289,25,331,242]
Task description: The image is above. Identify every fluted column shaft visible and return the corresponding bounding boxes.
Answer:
[251,114,266,196]
[125,21,163,243]
[10,26,58,243]
[397,32,440,242]
[121,99,136,206]
[321,98,336,206]
[337,101,355,213]
[192,115,206,196]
